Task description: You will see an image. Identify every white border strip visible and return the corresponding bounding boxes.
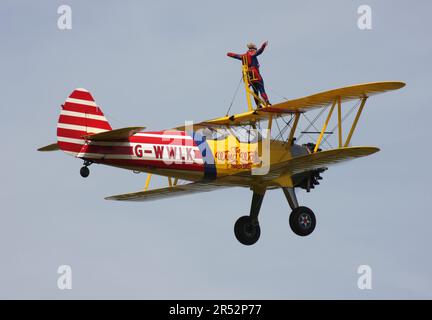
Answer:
[134,133,192,140]
[57,123,108,133]
[77,152,203,164]
[66,97,98,107]
[60,110,108,121]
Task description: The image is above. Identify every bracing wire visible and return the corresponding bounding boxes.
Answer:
[296,108,333,149]
[321,99,361,146]
[297,106,329,141]
[225,76,243,116]
[272,117,291,142]
[268,86,290,101]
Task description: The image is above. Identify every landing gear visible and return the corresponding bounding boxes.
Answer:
[80,160,92,178]
[234,187,317,244]
[289,206,316,236]
[283,187,316,236]
[80,166,90,178]
[234,216,261,246]
[234,191,265,246]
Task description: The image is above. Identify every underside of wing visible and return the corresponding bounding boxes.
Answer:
[83,126,146,141]
[270,146,380,177]
[105,181,227,202]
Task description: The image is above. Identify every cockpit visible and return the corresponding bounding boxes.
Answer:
[198,126,262,143]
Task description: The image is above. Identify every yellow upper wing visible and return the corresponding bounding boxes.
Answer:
[177,81,405,129]
[264,81,405,113]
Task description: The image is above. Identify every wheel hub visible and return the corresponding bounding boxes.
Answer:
[234,216,261,245]
[299,213,312,229]
[243,223,257,237]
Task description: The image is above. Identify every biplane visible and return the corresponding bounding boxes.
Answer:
[38,62,405,245]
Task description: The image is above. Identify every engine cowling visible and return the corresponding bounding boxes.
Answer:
[296,143,326,192]
[297,168,327,192]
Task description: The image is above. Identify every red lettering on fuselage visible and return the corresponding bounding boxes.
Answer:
[186,148,193,161]
[153,145,164,159]
[133,143,198,164]
[134,144,143,158]
[166,146,176,159]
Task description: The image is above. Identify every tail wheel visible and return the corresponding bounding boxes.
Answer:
[80,166,90,178]
[234,216,261,246]
[289,206,316,236]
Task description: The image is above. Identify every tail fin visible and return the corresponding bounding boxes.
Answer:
[57,88,112,156]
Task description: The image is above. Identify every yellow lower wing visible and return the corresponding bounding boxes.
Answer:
[105,182,227,202]
[105,147,379,201]
[271,146,379,176]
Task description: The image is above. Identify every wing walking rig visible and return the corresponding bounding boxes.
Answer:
[38,66,405,245]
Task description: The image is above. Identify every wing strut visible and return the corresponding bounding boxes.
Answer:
[288,113,301,146]
[344,97,368,147]
[314,99,337,152]
[309,96,368,152]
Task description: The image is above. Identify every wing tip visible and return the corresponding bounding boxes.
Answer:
[367,146,380,155]
[344,145,379,151]
[341,146,380,157]
[384,81,406,90]
[104,195,120,201]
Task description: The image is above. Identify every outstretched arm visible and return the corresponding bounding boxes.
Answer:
[254,41,268,56]
[227,52,242,60]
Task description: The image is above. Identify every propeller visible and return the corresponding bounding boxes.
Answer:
[299,168,327,192]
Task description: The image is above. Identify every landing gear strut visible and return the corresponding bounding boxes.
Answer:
[80,160,92,178]
[283,187,316,236]
[234,191,265,246]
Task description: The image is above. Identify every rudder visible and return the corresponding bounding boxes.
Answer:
[57,88,112,156]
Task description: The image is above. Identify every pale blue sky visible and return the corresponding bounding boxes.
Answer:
[0,0,431,298]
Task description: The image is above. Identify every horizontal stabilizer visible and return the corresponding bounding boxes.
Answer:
[83,126,145,141]
[37,143,60,152]
[105,182,226,202]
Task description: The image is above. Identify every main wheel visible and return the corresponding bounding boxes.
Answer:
[80,166,90,178]
[234,216,261,246]
[289,206,316,236]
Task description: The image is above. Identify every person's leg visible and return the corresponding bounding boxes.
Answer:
[250,83,261,107]
[258,80,271,106]
[253,81,269,107]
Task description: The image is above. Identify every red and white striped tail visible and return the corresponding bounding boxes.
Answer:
[57,88,112,156]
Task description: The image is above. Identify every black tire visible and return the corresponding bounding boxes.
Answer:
[289,206,316,236]
[234,216,261,246]
[80,166,90,178]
